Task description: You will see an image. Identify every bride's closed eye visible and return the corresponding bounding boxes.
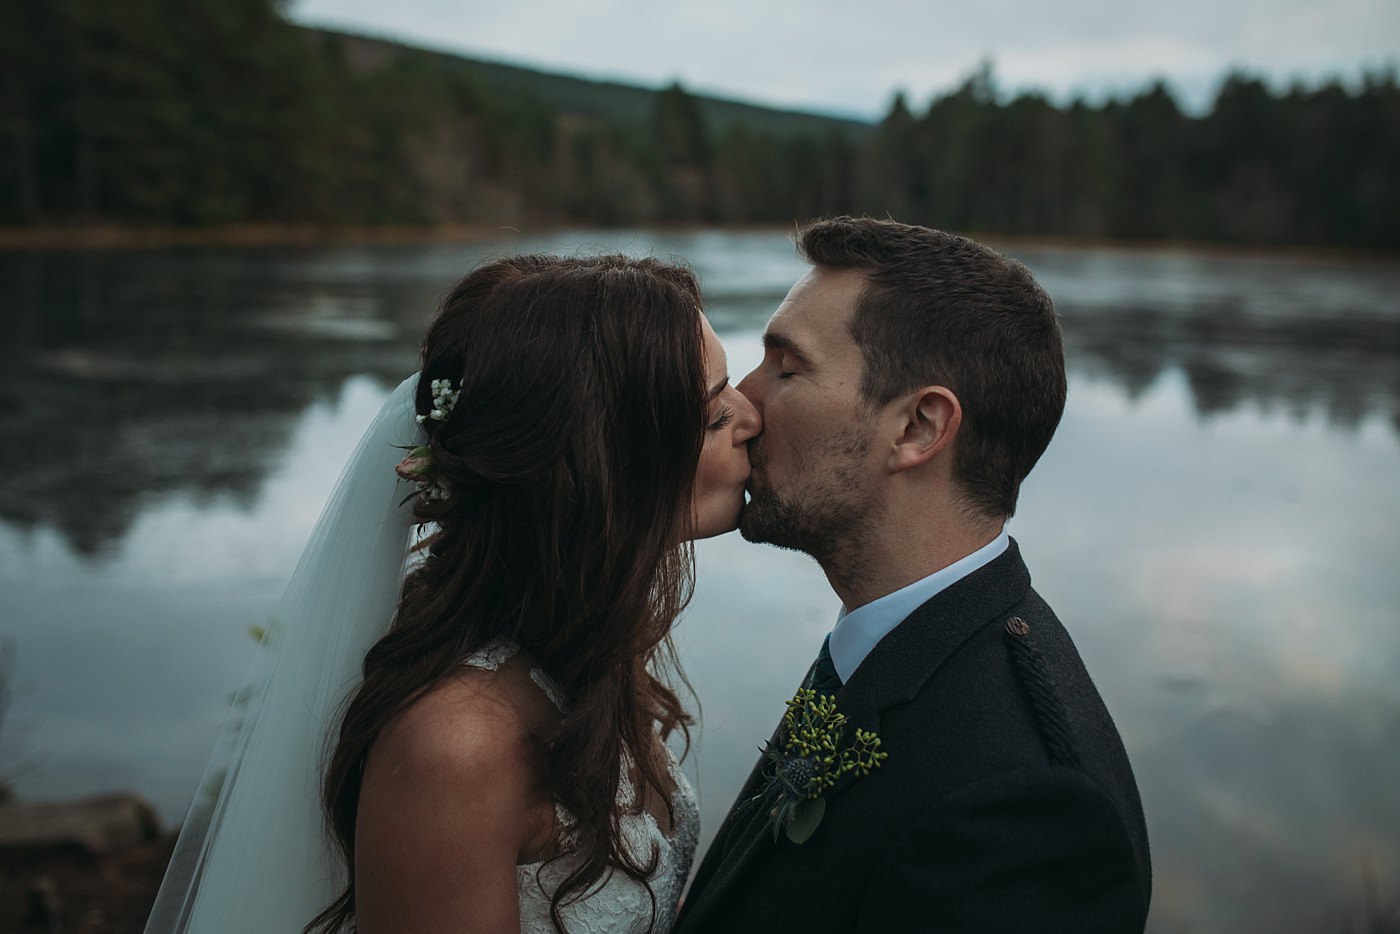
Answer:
[708,404,735,431]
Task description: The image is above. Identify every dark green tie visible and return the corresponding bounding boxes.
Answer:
[806,634,843,697]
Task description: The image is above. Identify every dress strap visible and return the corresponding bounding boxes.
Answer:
[529,668,569,713]
[461,636,568,714]
[461,636,520,671]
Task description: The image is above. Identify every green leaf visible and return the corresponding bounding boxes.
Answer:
[785,797,826,845]
[770,798,794,843]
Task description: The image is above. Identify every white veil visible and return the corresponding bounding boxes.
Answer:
[146,374,422,932]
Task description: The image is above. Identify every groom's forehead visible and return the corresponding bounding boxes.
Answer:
[767,272,862,352]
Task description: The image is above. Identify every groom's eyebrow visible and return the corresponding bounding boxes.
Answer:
[762,331,815,369]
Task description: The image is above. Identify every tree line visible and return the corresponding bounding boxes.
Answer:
[3,0,1397,248]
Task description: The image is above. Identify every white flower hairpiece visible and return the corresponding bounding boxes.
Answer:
[416,378,461,425]
[398,377,462,502]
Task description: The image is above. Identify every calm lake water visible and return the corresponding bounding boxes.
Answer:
[1,231,1397,932]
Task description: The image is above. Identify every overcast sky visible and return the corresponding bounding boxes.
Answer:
[290,0,1400,118]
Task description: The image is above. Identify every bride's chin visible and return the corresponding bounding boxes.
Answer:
[686,494,745,541]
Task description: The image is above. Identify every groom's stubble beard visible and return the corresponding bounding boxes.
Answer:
[740,425,882,581]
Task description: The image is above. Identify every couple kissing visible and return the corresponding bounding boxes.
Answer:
[147,216,1151,934]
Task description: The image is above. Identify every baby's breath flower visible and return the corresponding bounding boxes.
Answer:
[421,378,461,426]
[400,377,462,503]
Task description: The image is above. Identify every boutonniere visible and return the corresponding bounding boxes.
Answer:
[758,688,887,844]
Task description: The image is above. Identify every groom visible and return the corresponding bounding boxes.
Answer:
[676,217,1151,933]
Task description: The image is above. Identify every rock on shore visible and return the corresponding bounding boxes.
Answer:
[0,793,173,933]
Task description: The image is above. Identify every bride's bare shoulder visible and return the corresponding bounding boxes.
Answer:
[365,664,549,793]
[354,667,553,929]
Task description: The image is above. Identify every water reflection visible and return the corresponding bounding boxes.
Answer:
[0,248,426,555]
[1016,245,1400,435]
[2,240,1397,558]
[0,234,1397,934]
[1066,300,1400,431]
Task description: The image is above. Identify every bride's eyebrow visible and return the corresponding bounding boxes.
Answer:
[706,377,730,402]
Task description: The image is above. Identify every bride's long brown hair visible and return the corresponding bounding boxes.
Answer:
[308,254,708,933]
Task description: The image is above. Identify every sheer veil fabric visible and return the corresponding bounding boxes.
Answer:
[146,374,422,932]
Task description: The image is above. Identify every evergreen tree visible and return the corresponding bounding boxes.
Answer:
[3,3,1395,249]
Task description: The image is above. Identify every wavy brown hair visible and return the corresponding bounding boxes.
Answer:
[307,254,707,933]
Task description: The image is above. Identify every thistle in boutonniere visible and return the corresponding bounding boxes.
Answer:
[759,687,887,844]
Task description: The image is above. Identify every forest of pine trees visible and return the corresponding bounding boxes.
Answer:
[3,0,1398,248]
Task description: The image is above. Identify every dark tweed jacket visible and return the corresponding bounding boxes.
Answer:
[674,540,1151,934]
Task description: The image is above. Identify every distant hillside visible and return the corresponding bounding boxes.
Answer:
[314,28,874,141]
[7,0,1396,247]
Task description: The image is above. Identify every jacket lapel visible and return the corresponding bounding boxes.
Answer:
[820,539,1031,803]
[679,541,1033,931]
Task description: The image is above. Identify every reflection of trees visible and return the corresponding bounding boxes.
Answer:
[0,249,424,557]
[4,241,1398,556]
[1051,264,1400,436]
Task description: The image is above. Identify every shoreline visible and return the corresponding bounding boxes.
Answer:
[0,222,1395,263]
[0,222,509,251]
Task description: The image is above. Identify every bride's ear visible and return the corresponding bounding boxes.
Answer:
[885,386,961,474]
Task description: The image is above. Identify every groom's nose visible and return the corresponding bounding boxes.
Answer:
[732,389,762,442]
[736,367,763,412]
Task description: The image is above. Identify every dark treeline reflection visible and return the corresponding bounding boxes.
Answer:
[4,0,1399,248]
[1015,244,1400,435]
[0,248,424,556]
[2,243,1398,559]
[1067,300,1400,434]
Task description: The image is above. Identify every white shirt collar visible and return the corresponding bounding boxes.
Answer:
[827,529,1010,683]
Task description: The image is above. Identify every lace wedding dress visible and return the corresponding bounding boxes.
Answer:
[462,638,701,934]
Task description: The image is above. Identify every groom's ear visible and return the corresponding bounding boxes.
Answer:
[885,386,961,474]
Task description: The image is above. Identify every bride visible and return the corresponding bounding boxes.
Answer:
[145,254,760,932]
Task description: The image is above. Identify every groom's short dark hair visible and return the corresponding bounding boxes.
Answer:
[798,216,1066,520]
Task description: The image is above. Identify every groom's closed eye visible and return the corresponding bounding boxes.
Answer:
[761,332,814,375]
